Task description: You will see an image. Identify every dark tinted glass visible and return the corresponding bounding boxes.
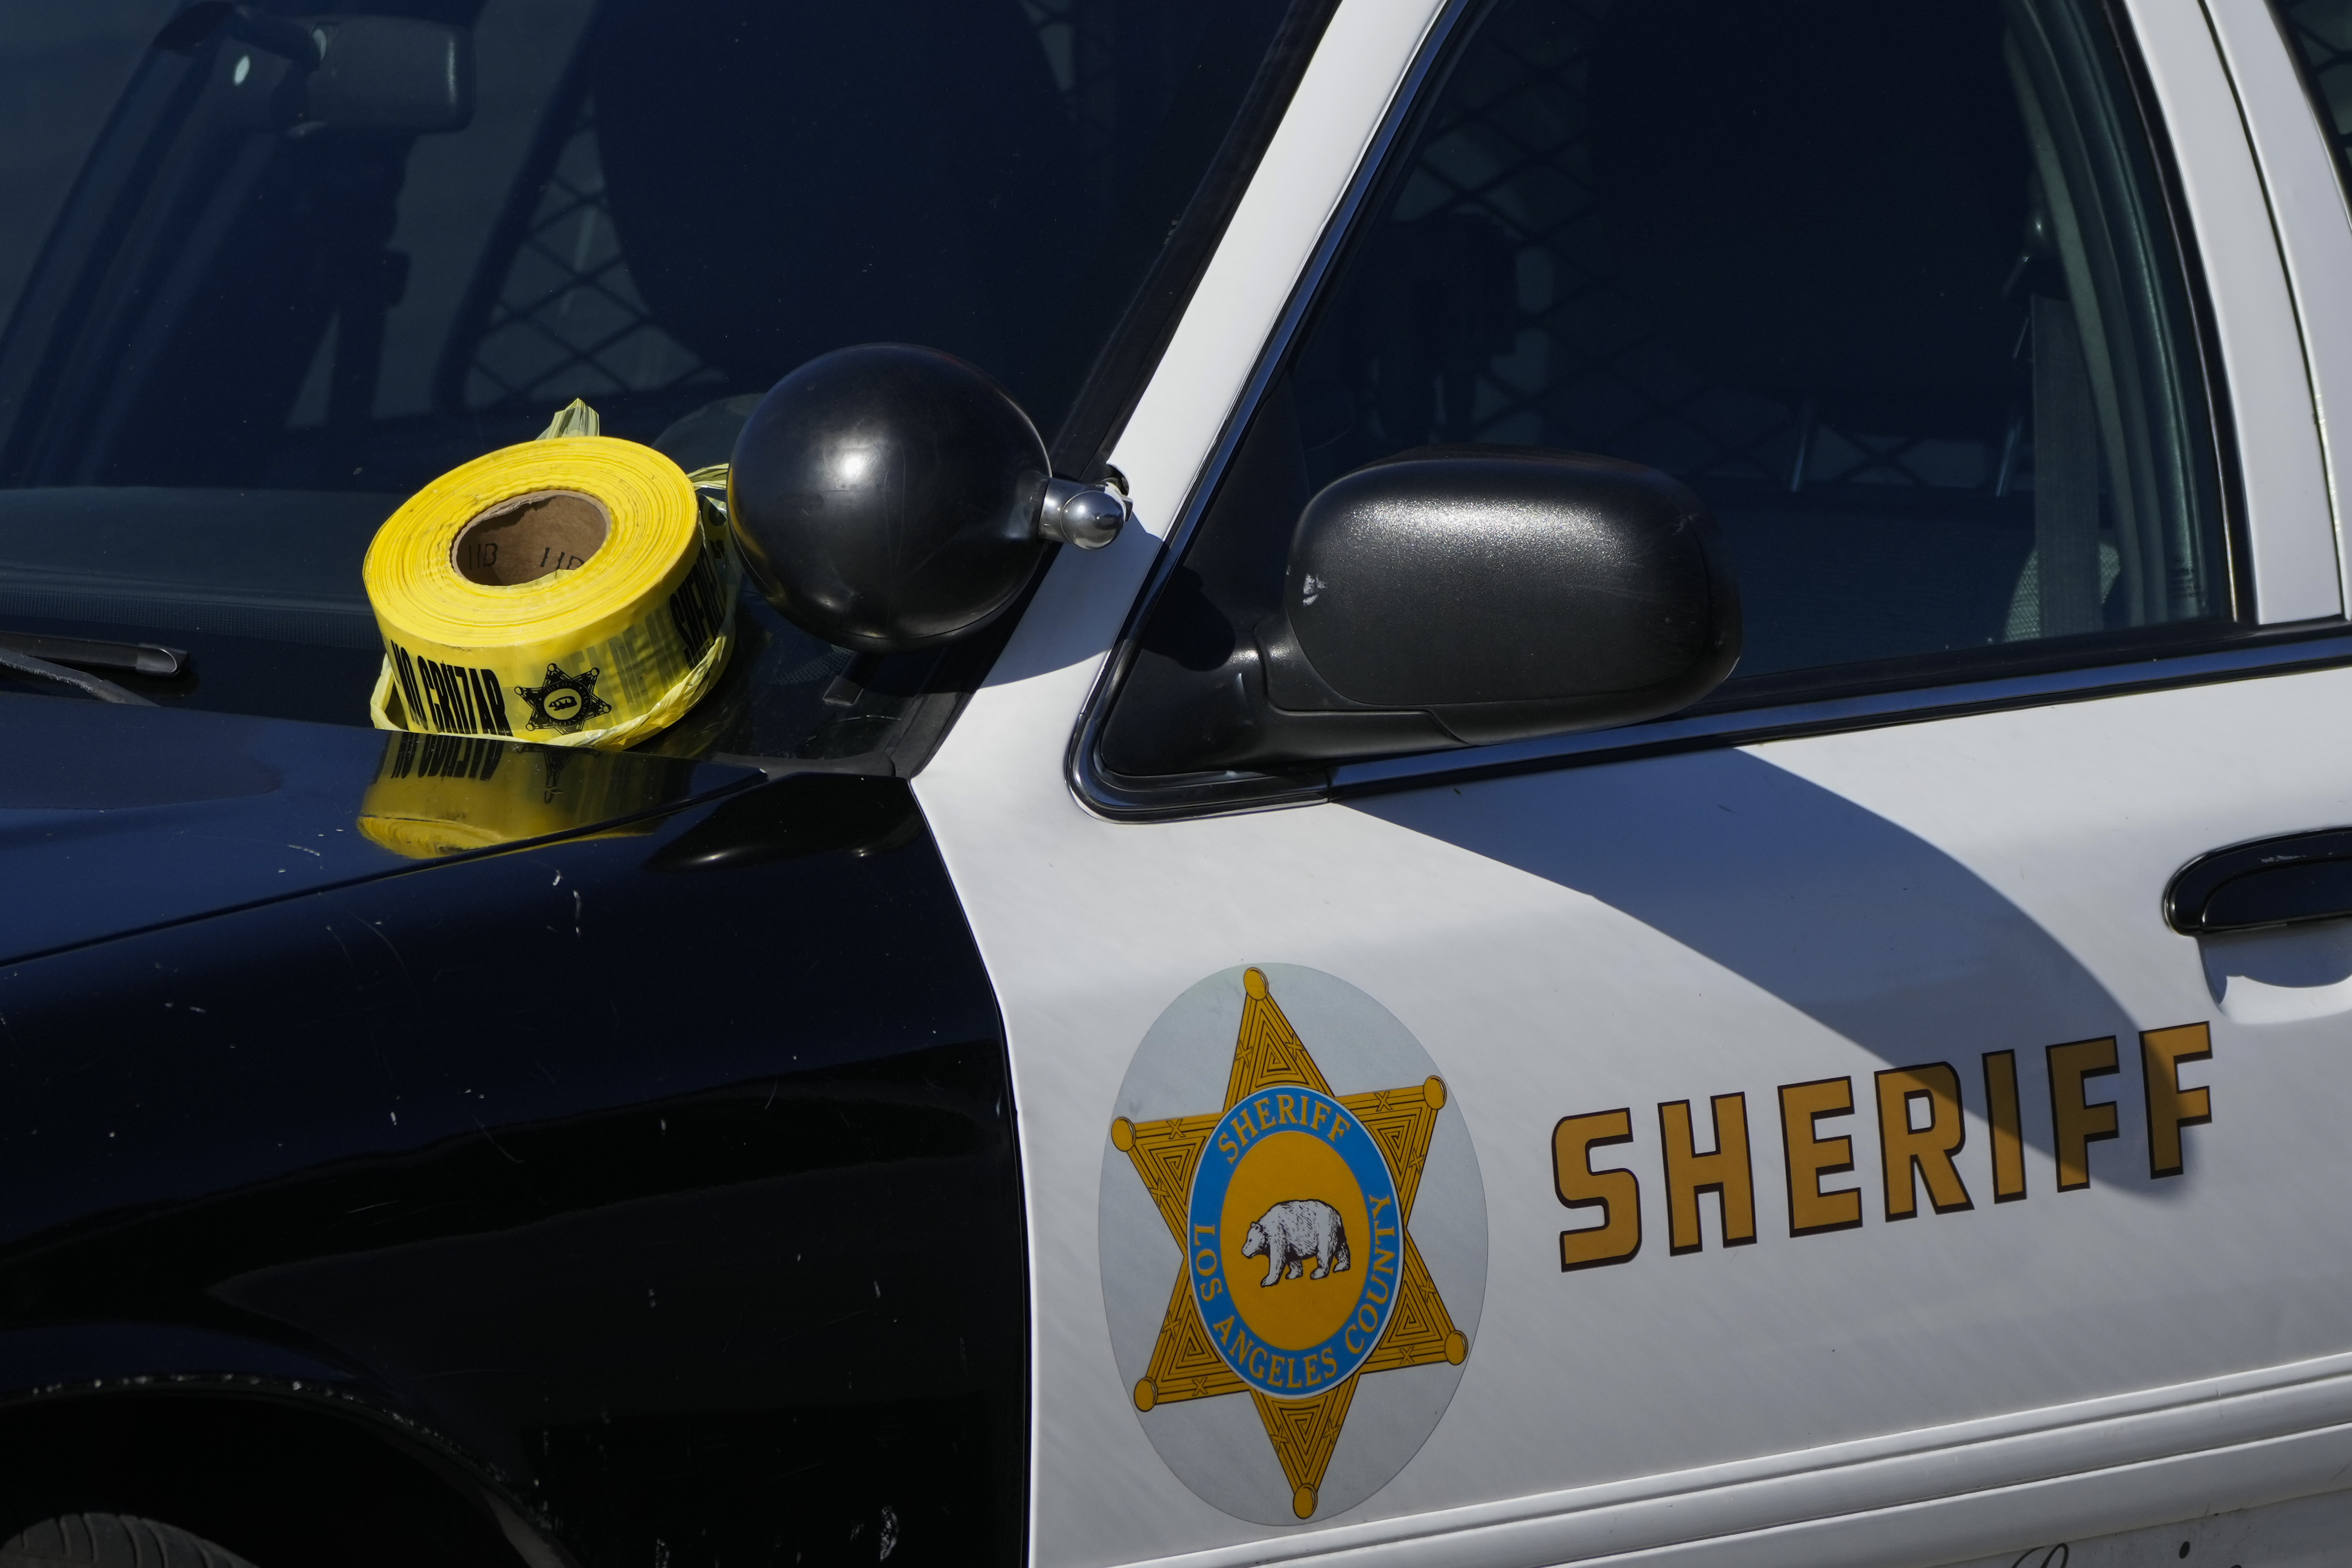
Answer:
[0,0,1300,744]
[2272,1,2352,184]
[1126,0,2228,731]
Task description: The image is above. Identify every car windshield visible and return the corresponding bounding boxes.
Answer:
[0,0,1307,759]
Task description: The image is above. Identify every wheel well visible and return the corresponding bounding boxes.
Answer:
[0,1390,534,1568]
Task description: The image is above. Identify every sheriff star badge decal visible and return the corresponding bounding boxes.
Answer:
[1110,968,1468,1521]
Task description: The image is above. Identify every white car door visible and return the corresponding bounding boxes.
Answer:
[918,0,2352,1563]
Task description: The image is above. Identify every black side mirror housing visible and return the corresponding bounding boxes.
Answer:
[728,344,1126,653]
[1101,449,1740,775]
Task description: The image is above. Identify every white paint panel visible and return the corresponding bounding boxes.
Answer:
[1939,1485,2352,1568]
[2124,0,2339,621]
[2201,0,2352,618]
[917,2,2352,1565]
[932,622,2352,1568]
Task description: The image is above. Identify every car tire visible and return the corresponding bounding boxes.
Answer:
[0,1515,258,1568]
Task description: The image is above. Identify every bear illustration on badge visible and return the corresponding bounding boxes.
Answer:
[1100,965,1487,1526]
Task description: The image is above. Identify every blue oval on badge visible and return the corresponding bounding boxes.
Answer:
[1187,1084,1403,1399]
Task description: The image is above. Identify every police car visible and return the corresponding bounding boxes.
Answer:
[0,0,2347,1563]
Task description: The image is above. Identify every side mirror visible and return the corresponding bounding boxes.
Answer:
[727,345,1127,653]
[1101,449,1740,775]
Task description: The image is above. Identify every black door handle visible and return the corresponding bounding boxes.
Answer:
[2166,828,2352,934]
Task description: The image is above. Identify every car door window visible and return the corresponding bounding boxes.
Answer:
[1103,0,2235,780]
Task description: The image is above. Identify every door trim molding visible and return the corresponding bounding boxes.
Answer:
[1117,1348,2352,1568]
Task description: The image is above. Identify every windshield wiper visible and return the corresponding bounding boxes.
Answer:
[0,631,185,706]
[0,631,186,677]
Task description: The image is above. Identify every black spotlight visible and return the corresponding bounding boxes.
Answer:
[727,344,1124,654]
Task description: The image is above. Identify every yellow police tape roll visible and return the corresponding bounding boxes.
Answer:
[364,433,737,750]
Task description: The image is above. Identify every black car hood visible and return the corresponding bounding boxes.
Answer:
[0,693,757,963]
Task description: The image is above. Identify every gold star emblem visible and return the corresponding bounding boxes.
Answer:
[1110,968,1468,1520]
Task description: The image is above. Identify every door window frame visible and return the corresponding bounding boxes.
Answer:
[2203,0,2352,623]
[1067,0,2347,823]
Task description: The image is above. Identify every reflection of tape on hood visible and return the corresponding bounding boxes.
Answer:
[364,401,740,750]
[357,732,690,860]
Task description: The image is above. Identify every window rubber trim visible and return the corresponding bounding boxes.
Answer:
[1067,0,2278,825]
[888,0,1349,780]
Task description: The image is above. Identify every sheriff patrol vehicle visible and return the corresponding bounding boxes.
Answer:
[0,0,2347,1564]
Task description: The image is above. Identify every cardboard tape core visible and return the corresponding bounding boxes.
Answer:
[453,489,612,586]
